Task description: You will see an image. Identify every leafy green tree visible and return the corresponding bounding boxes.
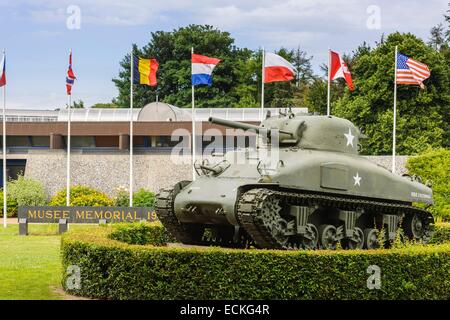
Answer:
[334,32,450,155]
[429,23,446,51]
[113,25,244,108]
[72,100,84,109]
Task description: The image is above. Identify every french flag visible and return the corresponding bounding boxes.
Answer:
[191,53,221,86]
[264,52,296,83]
[0,53,6,87]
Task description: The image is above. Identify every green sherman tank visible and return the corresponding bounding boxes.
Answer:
[155,111,434,250]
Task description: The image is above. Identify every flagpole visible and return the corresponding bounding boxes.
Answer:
[260,47,265,122]
[66,49,72,207]
[129,49,134,206]
[327,48,331,116]
[191,47,196,181]
[392,45,398,174]
[260,47,265,121]
[2,50,6,228]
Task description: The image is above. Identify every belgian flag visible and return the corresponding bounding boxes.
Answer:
[133,56,159,86]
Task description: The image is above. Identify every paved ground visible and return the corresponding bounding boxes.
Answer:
[4,218,17,225]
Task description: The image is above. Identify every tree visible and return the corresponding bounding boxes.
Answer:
[113,25,243,108]
[429,23,446,51]
[334,32,450,155]
[71,100,84,109]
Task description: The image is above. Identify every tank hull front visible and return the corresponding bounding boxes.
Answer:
[173,177,259,226]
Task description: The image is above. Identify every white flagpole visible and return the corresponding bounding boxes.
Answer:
[260,47,265,122]
[191,47,196,181]
[2,50,6,228]
[66,49,72,207]
[129,49,134,206]
[392,46,398,174]
[327,48,331,116]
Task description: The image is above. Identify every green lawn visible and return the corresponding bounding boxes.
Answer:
[0,224,95,300]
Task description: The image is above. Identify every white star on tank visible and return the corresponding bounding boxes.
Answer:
[344,128,355,147]
[353,172,362,186]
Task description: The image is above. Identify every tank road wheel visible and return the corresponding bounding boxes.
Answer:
[363,228,380,249]
[301,223,319,250]
[319,224,338,250]
[403,212,432,242]
[259,197,289,247]
[341,227,364,249]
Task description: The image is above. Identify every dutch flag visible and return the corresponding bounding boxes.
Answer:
[191,53,221,86]
[0,53,6,87]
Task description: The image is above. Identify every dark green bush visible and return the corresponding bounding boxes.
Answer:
[109,222,174,245]
[61,223,450,300]
[406,148,450,220]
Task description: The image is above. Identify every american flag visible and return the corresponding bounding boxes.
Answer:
[66,50,76,95]
[396,53,430,89]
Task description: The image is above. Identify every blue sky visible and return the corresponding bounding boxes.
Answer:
[0,0,447,110]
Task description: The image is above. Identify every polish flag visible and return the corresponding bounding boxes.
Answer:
[329,50,354,91]
[264,52,296,83]
[0,53,6,87]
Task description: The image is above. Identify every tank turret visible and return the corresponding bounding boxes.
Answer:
[210,113,364,154]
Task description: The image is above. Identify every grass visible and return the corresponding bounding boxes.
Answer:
[0,223,96,300]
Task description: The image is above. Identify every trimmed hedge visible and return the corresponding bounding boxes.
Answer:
[61,222,450,300]
[108,222,175,245]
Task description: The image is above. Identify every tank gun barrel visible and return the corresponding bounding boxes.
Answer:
[208,117,263,133]
[208,117,292,136]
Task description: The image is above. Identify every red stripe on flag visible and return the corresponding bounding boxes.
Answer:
[191,53,221,65]
[147,59,159,87]
[264,66,295,83]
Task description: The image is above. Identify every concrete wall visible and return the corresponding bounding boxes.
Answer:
[24,150,410,198]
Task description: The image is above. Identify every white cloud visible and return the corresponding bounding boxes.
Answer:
[1,0,447,109]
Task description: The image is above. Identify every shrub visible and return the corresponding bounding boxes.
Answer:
[0,191,18,218]
[9,175,47,206]
[50,185,114,207]
[133,188,155,207]
[406,148,450,220]
[0,175,47,217]
[113,186,129,207]
[114,187,155,208]
[61,222,450,300]
[109,222,174,245]
[430,222,450,244]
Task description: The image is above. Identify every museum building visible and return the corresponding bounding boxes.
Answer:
[0,103,307,195]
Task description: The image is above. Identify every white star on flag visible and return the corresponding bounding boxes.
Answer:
[344,128,355,147]
[353,172,362,186]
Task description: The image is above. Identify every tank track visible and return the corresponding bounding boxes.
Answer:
[155,183,253,247]
[236,188,434,250]
[155,182,205,245]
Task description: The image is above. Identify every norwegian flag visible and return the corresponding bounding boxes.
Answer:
[396,53,430,89]
[66,50,76,95]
